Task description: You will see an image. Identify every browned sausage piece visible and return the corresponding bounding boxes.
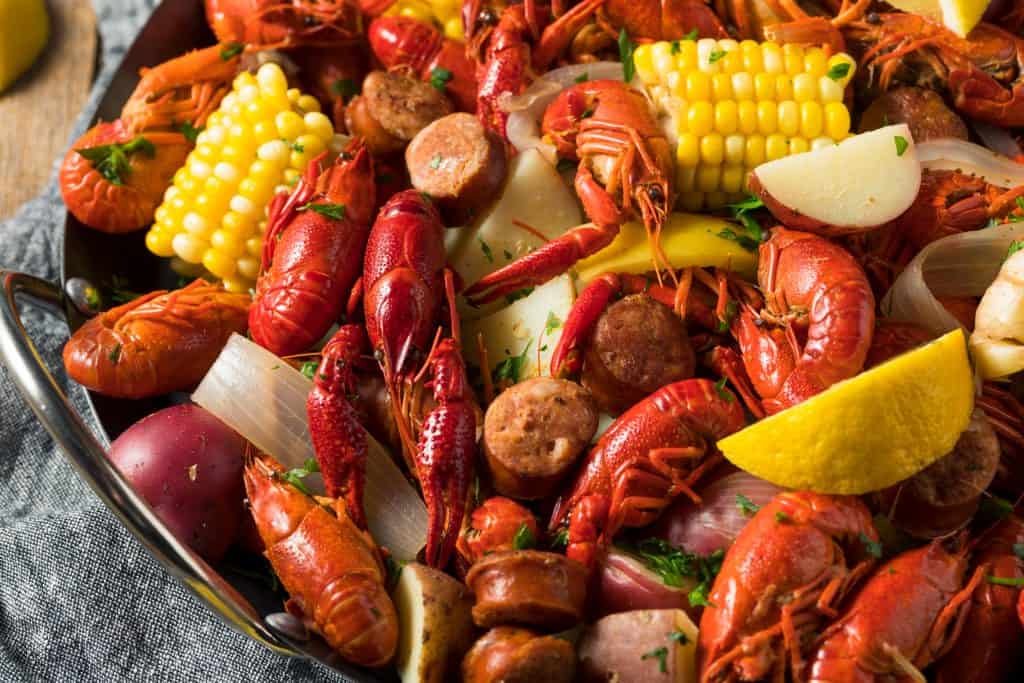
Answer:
[483,377,598,500]
[858,87,969,142]
[406,112,507,222]
[345,70,454,156]
[581,294,696,415]
[466,550,587,631]
[878,408,1000,538]
[462,627,576,683]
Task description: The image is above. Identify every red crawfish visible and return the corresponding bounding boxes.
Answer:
[249,141,375,357]
[457,497,540,564]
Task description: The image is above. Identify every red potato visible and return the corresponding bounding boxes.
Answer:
[108,403,246,562]
[578,609,699,683]
[595,549,696,620]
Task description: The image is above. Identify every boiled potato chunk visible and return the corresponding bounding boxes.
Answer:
[578,609,699,683]
[462,275,574,384]
[448,148,582,318]
[575,213,759,284]
[394,563,475,683]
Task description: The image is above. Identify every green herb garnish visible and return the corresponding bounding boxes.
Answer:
[108,344,122,364]
[429,66,452,92]
[1007,240,1023,261]
[717,228,759,252]
[683,28,698,41]
[493,341,532,385]
[282,458,320,496]
[220,42,244,60]
[616,538,722,608]
[987,576,1024,587]
[75,136,156,186]
[826,62,851,81]
[708,49,727,64]
[716,299,738,333]
[860,533,883,559]
[505,287,534,304]
[544,311,562,335]
[479,238,494,262]
[894,135,909,157]
[618,29,635,83]
[642,647,668,673]
[179,121,203,143]
[736,493,760,516]
[574,72,589,83]
[512,522,536,550]
[429,154,442,169]
[301,360,319,380]
[775,511,791,523]
[714,377,734,402]
[300,202,346,221]
[668,631,689,645]
[550,528,569,550]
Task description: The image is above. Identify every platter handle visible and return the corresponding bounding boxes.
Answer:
[0,269,299,658]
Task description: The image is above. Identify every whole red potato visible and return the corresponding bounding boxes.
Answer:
[109,404,246,562]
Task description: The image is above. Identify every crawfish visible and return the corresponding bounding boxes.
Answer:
[809,538,984,683]
[249,141,376,357]
[244,451,398,667]
[723,227,874,416]
[465,80,675,304]
[549,378,746,569]
[60,46,239,233]
[368,16,478,113]
[698,492,878,683]
[62,279,250,399]
[204,0,360,47]
[457,496,539,564]
[934,515,1024,683]
[845,14,1024,128]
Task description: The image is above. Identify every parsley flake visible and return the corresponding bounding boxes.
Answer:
[512,522,536,550]
[505,287,534,304]
[299,202,346,221]
[717,228,759,252]
[714,377,734,402]
[300,360,319,380]
[429,154,442,169]
[716,299,738,333]
[75,136,156,186]
[670,41,681,55]
[429,66,452,92]
[1007,240,1023,261]
[775,511,791,523]
[479,238,494,263]
[108,343,122,364]
[544,311,562,335]
[683,28,698,40]
[178,121,203,143]
[616,538,722,608]
[574,72,589,83]
[550,528,569,550]
[988,575,1024,587]
[618,29,635,83]
[668,631,689,645]
[493,341,532,386]
[282,458,320,496]
[736,493,760,516]
[642,647,668,673]
[708,49,727,64]
[826,62,851,81]
[894,135,909,157]
[220,42,244,60]
[860,533,883,559]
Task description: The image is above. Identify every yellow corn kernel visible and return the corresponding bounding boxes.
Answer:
[222,211,256,237]
[701,133,725,165]
[398,0,434,24]
[754,72,775,100]
[766,133,789,160]
[276,111,305,140]
[257,63,288,96]
[793,73,817,103]
[688,101,714,136]
[203,248,237,279]
[183,212,213,239]
[686,70,711,101]
[221,276,251,294]
[721,166,745,193]
[741,40,764,72]
[818,75,844,103]
[812,136,835,151]
[236,256,261,281]
[677,133,700,167]
[745,135,766,167]
[675,40,699,71]
[296,95,321,114]
[827,53,856,87]
[666,71,685,98]
[737,101,758,134]
[146,229,176,258]
[800,101,824,138]
[712,73,733,101]
[789,137,810,155]
[680,190,705,211]
[825,101,851,139]
[176,174,199,196]
[245,235,264,258]
[731,72,754,101]
[677,165,698,192]
[287,88,301,103]
[172,233,208,264]
[722,49,743,74]
[762,42,783,73]
[757,101,777,135]
[804,47,828,77]
[210,229,247,258]
[697,39,722,73]
[783,43,805,74]
[775,74,793,101]
[652,42,675,79]
[443,17,463,39]
[714,101,738,135]
[724,134,745,165]
[697,165,722,192]
[778,101,799,136]
[251,120,278,145]
[633,44,656,84]
[304,112,334,141]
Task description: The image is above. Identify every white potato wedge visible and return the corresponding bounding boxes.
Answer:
[394,563,476,683]
[577,609,700,683]
[749,124,921,233]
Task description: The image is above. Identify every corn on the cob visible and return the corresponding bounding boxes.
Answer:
[633,38,856,211]
[384,0,463,39]
[145,63,342,293]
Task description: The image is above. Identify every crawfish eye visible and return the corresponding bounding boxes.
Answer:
[647,185,665,204]
[479,7,498,26]
[866,12,881,24]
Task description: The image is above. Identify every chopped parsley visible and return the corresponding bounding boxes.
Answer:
[668,631,689,645]
[581,107,595,119]
[479,238,494,263]
[683,28,698,41]
[220,42,244,60]
[385,555,406,590]
[717,228,759,252]
[574,72,589,83]
[860,533,883,559]
[987,576,1024,587]
[429,154,443,169]
[549,528,569,550]
[1007,240,1023,261]
[642,646,668,673]
[716,299,738,333]
[178,121,203,143]
[332,78,359,102]
[618,29,635,83]
[736,493,760,516]
[670,40,681,55]
[894,135,909,157]
[429,66,452,92]
[512,522,536,550]
[544,311,562,335]
[708,49,727,64]
[107,343,122,364]
[774,511,791,523]
[493,341,532,386]
[714,377,734,402]
[616,538,723,608]
[300,202,346,221]
[826,62,851,81]
[282,458,320,496]
[286,139,305,153]
[300,360,319,380]
[75,136,156,186]
[505,287,534,304]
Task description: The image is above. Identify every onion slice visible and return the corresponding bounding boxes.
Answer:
[917,138,1024,189]
[505,61,624,162]
[193,333,428,560]
[882,223,1024,336]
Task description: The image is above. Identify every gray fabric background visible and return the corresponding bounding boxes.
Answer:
[0,2,341,680]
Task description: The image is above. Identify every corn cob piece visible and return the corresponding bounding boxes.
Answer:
[385,0,463,39]
[145,63,342,293]
[633,38,856,211]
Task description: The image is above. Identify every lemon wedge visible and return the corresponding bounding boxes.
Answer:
[0,0,50,93]
[575,212,759,284]
[886,0,990,37]
[717,330,974,494]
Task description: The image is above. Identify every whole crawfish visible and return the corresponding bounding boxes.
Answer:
[808,538,984,683]
[465,80,675,304]
[363,190,476,568]
[63,279,250,399]
[458,496,539,564]
[244,451,398,667]
[934,515,1024,683]
[368,16,478,113]
[698,492,879,683]
[723,227,875,416]
[549,378,746,569]
[249,141,376,357]
[60,46,239,233]
[845,14,1024,127]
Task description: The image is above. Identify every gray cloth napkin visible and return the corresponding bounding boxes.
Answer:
[0,2,342,680]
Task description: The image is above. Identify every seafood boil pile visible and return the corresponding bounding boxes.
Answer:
[54,0,1024,680]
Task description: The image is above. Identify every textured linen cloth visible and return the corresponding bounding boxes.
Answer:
[0,2,341,680]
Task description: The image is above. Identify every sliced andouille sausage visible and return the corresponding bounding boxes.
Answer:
[462,627,576,683]
[405,112,507,222]
[581,294,696,415]
[466,550,587,631]
[345,70,454,155]
[483,377,598,500]
[858,87,968,142]
[877,408,1000,538]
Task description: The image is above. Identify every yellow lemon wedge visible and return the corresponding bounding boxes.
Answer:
[575,212,759,284]
[0,0,50,94]
[717,330,974,494]
[886,0,990,37]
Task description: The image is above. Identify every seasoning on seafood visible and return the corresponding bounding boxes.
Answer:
[62,279,250,399]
